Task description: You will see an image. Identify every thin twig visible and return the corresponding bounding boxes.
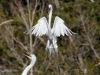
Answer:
[80,15,100,59]
[4,25,28,51]
[0,20,13,26]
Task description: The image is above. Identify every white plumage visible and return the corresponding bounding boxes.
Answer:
[26,17,48,36]
[21,54,36,75]
[26,4,75,55]
[52,16,74,37]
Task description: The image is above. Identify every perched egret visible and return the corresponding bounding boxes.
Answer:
[21,54,36,75]
[26,4,75,55]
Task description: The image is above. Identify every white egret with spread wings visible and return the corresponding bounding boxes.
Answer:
[26,4,75,55]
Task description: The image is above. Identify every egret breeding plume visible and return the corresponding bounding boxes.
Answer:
[21,54,36,75]
[26,4,75,55]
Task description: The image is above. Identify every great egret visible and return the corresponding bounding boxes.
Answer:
[21,54,36,75]
[26,4,75,55]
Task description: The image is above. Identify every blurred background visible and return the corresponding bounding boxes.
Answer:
[0,0,100,75]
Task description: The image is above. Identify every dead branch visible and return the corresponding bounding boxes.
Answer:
[80,15,100,59]
[0,20,13,26]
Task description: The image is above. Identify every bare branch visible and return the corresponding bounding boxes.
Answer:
[90,0,94,3]
[0,20,13,26]
[80,15,100,59]
[14,0,29,29]
[54,0,59,8]
[27,0,31,25]
[4,25,28,51]
[31,0,38,26]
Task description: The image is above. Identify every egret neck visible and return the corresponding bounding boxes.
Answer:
[48,6,53,34]
[21,56,36,75]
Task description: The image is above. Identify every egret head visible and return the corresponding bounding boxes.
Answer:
[21,54,36,75]
[24,53,36,62]
[48,4,52,9]
[28,54,36,60]
[48,4,52,14]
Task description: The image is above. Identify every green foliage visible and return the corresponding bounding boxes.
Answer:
[0,0,100,75]
[0,0,6,4]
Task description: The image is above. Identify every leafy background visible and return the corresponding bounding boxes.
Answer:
[0,0,100,75]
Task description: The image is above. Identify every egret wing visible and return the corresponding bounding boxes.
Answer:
[52,16,75,37]
[26,17,48,36]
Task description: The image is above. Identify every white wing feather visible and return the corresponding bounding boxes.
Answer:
[26,17,48,36]
[52,16,75,37]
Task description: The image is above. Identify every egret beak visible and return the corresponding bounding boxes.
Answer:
[23,53,31,58]
[48,8,50,14]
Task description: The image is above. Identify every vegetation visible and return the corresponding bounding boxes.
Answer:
[0,0,100,75]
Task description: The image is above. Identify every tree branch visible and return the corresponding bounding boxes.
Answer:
[0,20,13,26]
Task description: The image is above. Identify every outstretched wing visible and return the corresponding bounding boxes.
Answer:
[26,17,48,36]
[52,16,75,37]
